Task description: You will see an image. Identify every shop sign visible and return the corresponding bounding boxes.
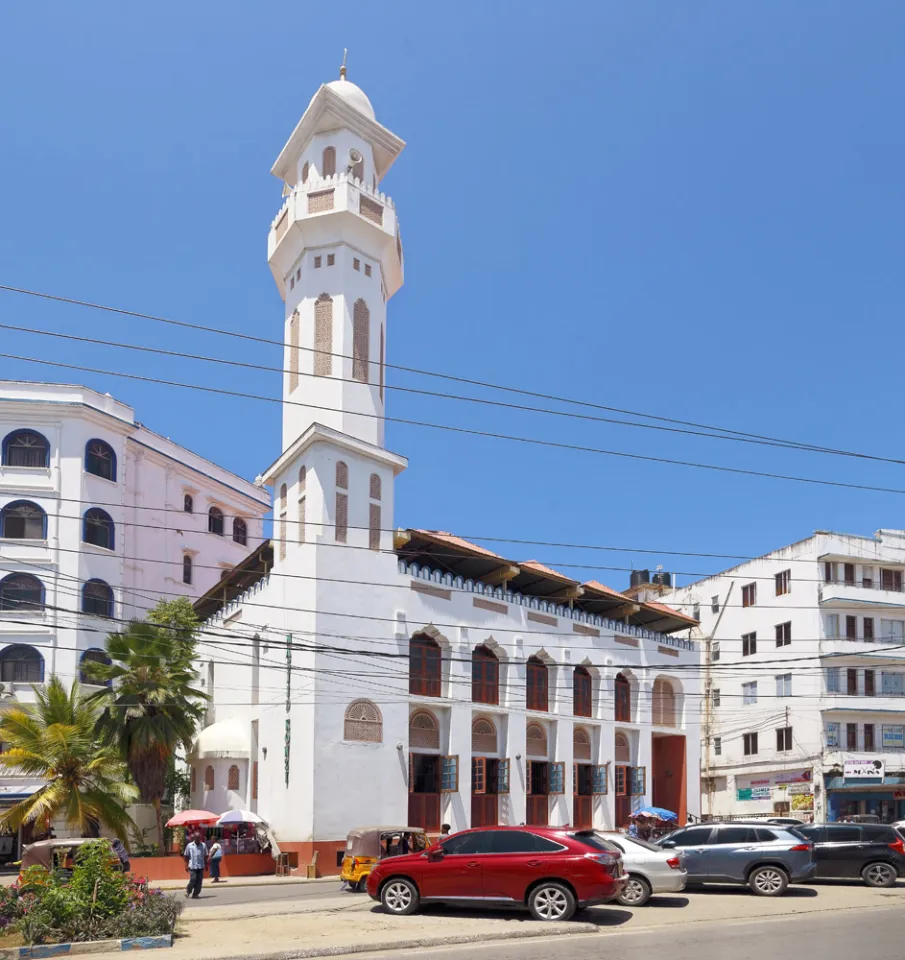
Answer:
[791,793,814,812]
[774,769,812,785]
[826,722,840,748]
[882,725,905,749]
[843,759,885,780]
[737,786,772,801]
[789,782,812,795]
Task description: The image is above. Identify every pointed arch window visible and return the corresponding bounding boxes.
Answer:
[297,466,306,544]
[314,295,333,377]
[409,634,441,697]
[0,574,44,612]
[573,666,592,718]
[344,699,383,742]
[1,501,47,540]
[0,644,44,683]
[472,645,499,705]
[227,765,240,791]
[85,439,116,481]
[83,508,115,550]
[233,517,247,546]
[526,656,549,712]
[352,299,370,382]
[652,677,677,727]
[615,673,631,723]
[322,146,336,178]
[335,461,348,544]
[82,579,113,618]
[2,430,49,468]
[208,506,224,536]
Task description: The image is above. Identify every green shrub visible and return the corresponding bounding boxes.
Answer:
[100,889,182,939]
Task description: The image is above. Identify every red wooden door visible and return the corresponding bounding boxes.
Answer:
[526,795,548,826]
[615,795,631,829]
[573,795,592,830]
[471,794,498,828]
[408,793,441,832]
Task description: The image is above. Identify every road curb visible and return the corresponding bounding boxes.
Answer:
[203,923,598,960]
[0,935,173,958]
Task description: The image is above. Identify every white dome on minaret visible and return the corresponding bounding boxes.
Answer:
[324,78,375,120]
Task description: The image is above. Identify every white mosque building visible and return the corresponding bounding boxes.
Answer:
[189,65,701,873]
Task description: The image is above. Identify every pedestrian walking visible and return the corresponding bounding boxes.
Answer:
[184,832,208,899]
[208,838,223,883]
[440,824,451,837]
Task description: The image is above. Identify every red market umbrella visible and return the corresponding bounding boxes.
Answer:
[166,809,219,828]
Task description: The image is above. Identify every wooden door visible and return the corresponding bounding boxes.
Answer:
[526,795,549,826]
[408,793,441,832]
[615,795,631,829]
[573,795,593,830]
[471,794,498,828]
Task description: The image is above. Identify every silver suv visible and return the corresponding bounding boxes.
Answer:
[656,822,816,896]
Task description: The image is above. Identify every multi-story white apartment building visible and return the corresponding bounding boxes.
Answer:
[187,66,702,873]
[0,381,270,847]
[662,529,905,824]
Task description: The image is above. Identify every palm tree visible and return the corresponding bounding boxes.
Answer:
[84,612,208,851]
[0,677,137,839]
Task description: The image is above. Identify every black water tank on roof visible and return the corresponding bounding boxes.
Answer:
[652,571,672,587]
[630,569,650,589]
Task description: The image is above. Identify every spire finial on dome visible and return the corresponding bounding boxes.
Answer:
[339,48,348,80]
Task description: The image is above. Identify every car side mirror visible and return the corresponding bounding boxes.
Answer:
[425,847,444,863]
[661,841,677,849]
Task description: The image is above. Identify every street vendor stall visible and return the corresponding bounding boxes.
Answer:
[630,806,678,840]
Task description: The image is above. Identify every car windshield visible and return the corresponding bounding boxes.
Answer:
[571,831,621,853]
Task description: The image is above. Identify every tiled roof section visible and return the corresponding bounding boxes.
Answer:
[641,599,699,625]
[518,560,579,585]
[408,529,507,561]
[581,579,632,602]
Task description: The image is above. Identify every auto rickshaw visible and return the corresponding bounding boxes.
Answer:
[20,838,130,877]
[340,826,427,891]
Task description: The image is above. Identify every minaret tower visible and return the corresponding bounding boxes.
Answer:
[263,61,407,571]
[267,58,405,451]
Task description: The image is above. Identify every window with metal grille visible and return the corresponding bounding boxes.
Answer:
[471,717,497,754]
[228,765,240,790]
[315,295,333,376]
[369,473,381,500]
[82,579,113,617]
[352,299,370,382]
[409,636,441,697]
[527,656,549,711]
[472,645,499,705]
[0,644,43,682]
[2,430,49,468]
[344,699,383,742]
[85,439,116,481]
[0,575,44,612]
[526,722,547,758]
[1,500,46,539]
[573,666,592,717]
[84,508,115,550]
[335,493,347,543]
[368,504,380,551]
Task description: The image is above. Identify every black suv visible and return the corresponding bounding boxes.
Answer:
[793,823,905,887]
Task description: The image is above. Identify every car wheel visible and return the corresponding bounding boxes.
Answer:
[380,878,420,915]
[862,862,897,888]
[617,876,652,907]
[528,882,577,922]
[748,866,789,897]
[353,878,366,893]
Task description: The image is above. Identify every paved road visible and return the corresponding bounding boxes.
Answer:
[174,879,348,909]
[352,906,903,960]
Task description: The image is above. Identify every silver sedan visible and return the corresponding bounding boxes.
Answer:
[596,832,688,906]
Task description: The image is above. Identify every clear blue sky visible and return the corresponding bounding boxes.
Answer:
[3,1,904,590]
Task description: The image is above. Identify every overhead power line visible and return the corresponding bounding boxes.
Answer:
[2,283,899,466]
[6,350,905,499]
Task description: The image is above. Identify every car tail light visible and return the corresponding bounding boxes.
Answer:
[666,857,681,869]
[584,852,619,872]
[888,838,905,855]
[788,843,812,852]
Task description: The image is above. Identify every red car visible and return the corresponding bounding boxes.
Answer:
[366,826,626,922]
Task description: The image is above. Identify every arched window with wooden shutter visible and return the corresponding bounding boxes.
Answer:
[573,666,592,718]
[409,634,441,697]
[472,645,499,705]
[615,673,631,723]
[573,727,592,761]
[322,146,336,177]
[526,722,547,758]
[409,709,440,749]
[227,765,240,791]
[527,656,549,712]
[314,295,333,376]
[352,299,370,382]
[344,699,383,742]
[472,717,497,754]
[615,732,630,763]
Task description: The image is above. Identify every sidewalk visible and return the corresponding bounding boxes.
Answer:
[153,874,336,891]
[79,881,905,960]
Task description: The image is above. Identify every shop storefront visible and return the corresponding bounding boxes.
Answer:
[825,759,905,822]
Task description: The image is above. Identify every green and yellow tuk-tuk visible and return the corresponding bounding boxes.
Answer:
[340,826,427,891]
